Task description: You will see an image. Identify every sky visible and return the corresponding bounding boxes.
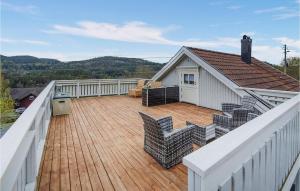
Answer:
[0,0,299,64]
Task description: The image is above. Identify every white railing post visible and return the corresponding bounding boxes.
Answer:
[98,80,101,96]
[76,81,80,98]
[118,79,121,95]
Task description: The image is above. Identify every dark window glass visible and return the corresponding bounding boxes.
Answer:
[189,74,195,84]
[184,74,189,84]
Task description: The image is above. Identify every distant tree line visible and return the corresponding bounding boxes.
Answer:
[1,55,164,88]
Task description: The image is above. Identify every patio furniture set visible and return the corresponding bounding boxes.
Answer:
[138,95,260,169]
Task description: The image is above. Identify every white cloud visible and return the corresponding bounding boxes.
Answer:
[46,21,246,49]
[22,40,49,45]
[254,6,286,14]
[254,6,299,20]
[253,45,300,64]
[208,21,243,28]
[0,1,38,14]
[272,10,300,20]
[0,38,49,45]
[209,1,227,6]
[227,5,241,10]
[5,20,298,65]
[240,32,256,36]
[181,37,240,48]
[273,37,300,49]
[47,21,177,45]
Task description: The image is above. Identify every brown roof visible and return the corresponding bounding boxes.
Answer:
[11,87,44,100]
[187,47,300,92]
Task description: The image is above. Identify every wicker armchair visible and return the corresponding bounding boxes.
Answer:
[222,96,257,115]
[247,113,259,121]
[213,108,249,130]
[139,112,194,169]
[128,80,145,97]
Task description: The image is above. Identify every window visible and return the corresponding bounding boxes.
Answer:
[184,74,189,84]
[183,74,195,85]
[189,74,195,84]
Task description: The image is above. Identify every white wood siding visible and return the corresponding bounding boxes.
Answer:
[161,69,178,87]
[199,68,241,110]
[160,56,241,110]
[161,57,197,87]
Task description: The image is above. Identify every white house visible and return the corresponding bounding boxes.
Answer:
[152,35,299,112]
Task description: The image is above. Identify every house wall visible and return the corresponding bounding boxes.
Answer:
[199,68,241,110]
[161,57,197,87]
[160,55,241,110]
[19,94,36,108]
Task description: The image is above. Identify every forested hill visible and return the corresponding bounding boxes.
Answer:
[0,55,164,88]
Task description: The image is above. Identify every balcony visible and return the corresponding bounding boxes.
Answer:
[1,79,299,191]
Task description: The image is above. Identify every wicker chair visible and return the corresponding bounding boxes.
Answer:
[247,113,259,121]
[139,112,194,169]
[128,80,145,97]
[222,96,257,116]
[213,108,249,130]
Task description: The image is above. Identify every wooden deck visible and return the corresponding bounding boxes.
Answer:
[38,96,218,191]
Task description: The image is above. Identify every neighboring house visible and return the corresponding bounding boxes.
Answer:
[11,88,44,108]
[152,35,299,112]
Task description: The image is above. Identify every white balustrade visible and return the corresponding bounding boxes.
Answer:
[183,93,300,191]
[0,78,142,191]
[237,87,298,105]
[2,78,298,191]
[55,78,141,97]
[0,81,55,191]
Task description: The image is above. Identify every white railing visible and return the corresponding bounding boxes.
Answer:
[0,81,55,191]
[183,94,300,191]
[55,79,141,97]
[237,87,298,105]
[0,78,141,191]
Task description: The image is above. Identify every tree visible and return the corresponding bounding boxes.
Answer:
[276,57,300,80]
[0,73,18,125]
[280,57,300,66]
[0,73,14,112]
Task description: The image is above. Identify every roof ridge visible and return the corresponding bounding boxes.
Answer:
[185,46,245,58]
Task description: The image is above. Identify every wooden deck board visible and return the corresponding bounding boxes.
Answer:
[38,96,217,191]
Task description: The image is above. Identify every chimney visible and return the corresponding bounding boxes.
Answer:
[241,35,252,64]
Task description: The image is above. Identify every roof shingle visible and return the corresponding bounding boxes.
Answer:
[187,47,299,92]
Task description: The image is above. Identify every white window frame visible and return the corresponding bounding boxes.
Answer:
[183,73,195,85]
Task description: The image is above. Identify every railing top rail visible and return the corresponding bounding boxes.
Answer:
[237,87,299,95]
[0,81,55,178]
[183,93,300,177]
[55,78,144,82]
